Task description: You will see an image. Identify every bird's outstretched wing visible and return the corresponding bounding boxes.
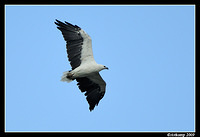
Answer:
[76,73,106,111]
[55,19,95,70]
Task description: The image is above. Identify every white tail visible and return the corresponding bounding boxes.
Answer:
[61,71,73,83]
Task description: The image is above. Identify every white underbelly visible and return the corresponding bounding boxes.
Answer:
[72,63,98,78]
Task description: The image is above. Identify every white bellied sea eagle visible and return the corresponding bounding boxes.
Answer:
[55,19,108,111]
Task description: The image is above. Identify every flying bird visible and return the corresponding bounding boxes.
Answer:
[55,19,108,111]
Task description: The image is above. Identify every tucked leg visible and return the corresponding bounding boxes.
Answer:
[67,72,74,79]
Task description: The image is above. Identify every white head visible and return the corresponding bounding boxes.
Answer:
[98,64,109,72]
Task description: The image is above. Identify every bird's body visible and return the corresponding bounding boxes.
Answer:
[61,63,105,81]
[55,19,108,111]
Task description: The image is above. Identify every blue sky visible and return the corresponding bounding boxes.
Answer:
[5,5,195,132]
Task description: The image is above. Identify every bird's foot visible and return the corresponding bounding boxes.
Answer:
[67,72,74,79]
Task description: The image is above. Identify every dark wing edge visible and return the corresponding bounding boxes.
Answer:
[76,74,106,111]
[55,19,83,69]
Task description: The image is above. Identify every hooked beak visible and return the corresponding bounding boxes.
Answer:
[105,67,109,70]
